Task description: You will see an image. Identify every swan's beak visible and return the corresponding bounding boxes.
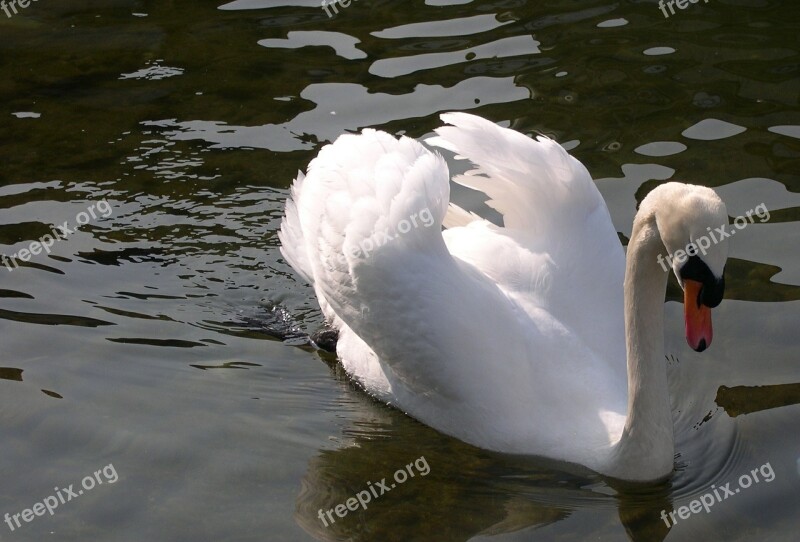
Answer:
[684,279,712,352]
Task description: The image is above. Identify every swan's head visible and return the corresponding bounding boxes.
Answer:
[647,182,728,352]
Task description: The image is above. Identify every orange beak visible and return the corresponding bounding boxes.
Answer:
[684,279,713,352]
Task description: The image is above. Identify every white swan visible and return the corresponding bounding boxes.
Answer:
[279,113,728,482]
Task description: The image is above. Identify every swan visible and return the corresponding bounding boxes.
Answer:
[279,113,728,482]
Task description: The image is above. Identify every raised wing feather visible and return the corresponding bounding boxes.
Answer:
[429,113,626,376]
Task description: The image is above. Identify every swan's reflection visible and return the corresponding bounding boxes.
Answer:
[294,387,672,542]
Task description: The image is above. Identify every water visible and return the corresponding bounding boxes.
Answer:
[1,1,798,541]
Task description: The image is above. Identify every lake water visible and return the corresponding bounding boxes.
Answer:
[1,1,798,541]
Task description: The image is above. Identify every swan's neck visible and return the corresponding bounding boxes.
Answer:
[609,213,674,480]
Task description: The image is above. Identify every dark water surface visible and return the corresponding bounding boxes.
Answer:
[1,1,799,541]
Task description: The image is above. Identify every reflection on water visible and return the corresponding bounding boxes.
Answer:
[1,1,798,540]
[294,392,675,542]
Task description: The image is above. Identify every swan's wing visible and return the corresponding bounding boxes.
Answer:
[429,113,626,374]
[428,112,606,234]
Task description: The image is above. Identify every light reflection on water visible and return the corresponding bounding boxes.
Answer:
[0,1,798,541]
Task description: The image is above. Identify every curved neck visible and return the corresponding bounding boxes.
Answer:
[608,212,674,480]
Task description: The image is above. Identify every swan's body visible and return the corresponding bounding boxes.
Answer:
[280,113,728,481]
